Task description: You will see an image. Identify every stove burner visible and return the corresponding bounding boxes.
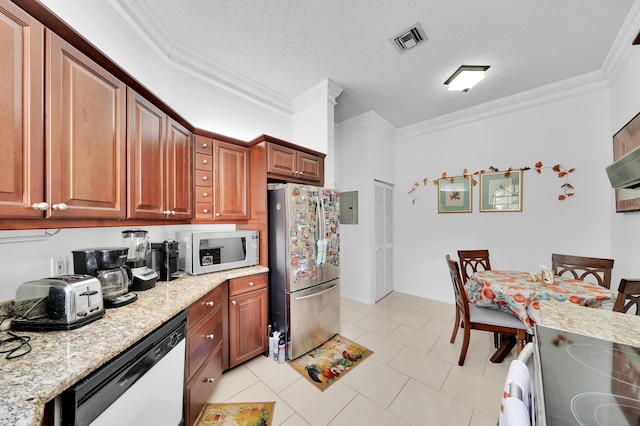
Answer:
[572,392,640,425]
[567,343,640,388]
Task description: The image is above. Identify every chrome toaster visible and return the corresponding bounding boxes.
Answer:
[12,275,105,331]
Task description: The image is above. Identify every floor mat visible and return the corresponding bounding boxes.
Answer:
[288,334,373,391]
[197,402,275,426]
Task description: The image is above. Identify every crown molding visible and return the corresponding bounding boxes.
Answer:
[602,0,640,82]
[111,0,293,114]
[292,79,344,114]
[336,111,396,139]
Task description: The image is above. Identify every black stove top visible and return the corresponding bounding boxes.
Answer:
[536,325,640,425]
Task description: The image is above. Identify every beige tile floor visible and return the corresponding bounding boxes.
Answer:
[207,291,515,425]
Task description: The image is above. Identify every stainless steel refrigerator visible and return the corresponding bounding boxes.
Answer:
[268,183,340,360]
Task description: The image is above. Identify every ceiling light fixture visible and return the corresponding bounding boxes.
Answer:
[444,65,490,92]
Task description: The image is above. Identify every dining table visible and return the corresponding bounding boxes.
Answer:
[465,270,615,335]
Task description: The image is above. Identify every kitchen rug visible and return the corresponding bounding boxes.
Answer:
[288,334,373,391]
[197,402,275,426]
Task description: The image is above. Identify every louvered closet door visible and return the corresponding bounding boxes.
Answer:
[375,181,394,301]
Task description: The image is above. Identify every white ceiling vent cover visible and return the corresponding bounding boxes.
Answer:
[391,23,427,53]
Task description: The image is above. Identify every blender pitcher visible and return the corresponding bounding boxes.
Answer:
[121,229,158,290]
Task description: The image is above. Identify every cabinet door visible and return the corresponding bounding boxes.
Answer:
[297,151,323,182]
[46,31,126,218]
[228,288,268,367]
[166,118,192,219]
[266,143,296,178]
[0,1,44,218]
[127,88,165,219]
[215,141,249,220]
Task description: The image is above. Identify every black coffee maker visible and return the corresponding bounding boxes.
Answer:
[150,240,180,281]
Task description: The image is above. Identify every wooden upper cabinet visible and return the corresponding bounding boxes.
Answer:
[127,89,192,220]
[127,88,166,219]
[215,141,249,220]
[0,2,44,218]
[166,118,192,219]
[266,143,323,184]
[46,31,127,219]
[193,135,249,221]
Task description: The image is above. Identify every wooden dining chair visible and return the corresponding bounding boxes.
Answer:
[458,249,492,283]
[446,255,526,366]
[613,278,640,315]
[551,253,614,289]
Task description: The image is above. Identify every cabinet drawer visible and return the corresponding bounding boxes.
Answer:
[194,136,213,155]
[195,202,214,219]
[195,153,212,171]
[195,170,212,186]
[196,186,212,202]
[189,285,222,327]
[229,273,267,296]
[185,344,222,426]
[187,306,222,378]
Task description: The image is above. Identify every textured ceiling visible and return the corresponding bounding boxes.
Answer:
[114,0,639,128]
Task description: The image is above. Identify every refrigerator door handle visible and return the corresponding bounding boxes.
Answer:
[293,283,339,301]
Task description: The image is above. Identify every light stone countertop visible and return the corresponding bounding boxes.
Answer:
[0,265,268,426]
[539,299,640,347]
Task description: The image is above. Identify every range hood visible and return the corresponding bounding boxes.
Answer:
[606,145,640,189]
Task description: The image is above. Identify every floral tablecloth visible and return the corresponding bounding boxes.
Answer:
[465,270,615,334]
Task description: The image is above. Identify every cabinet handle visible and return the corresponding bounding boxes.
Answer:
[205,334,215,340]
[248,282,254,286]
[202,176,209,181]
[171,210,176,215]
[205,378,215,383]
[202,143,209,149]
[215,212,221,217]
[232,301,237,305]
[163,210,176,216]
[202,159,208,164]
[205,301,214,307]
[202,192,209,197]
[31,202,49,211]
[203,209,209,214]
[52,203,68,211]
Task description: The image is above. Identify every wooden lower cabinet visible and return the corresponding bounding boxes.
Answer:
[228,273,268,368]
[185,342,222,426]
[185,285,224,426]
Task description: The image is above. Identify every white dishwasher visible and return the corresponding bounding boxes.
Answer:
[60,311,187,426]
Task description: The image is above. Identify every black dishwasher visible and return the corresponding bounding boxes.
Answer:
[61,310,187,426]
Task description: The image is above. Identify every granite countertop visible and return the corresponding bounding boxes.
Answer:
[0,265,268,426]
[539,299,640,347]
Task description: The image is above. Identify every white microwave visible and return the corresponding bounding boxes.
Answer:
[176,230,259,275]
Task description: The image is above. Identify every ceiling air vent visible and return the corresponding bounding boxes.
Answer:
[391,23,427,53]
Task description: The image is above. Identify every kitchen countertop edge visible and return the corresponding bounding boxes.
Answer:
[0,265,268,426]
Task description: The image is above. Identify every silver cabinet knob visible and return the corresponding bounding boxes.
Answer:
[205,334,215,340]
[205,301,214,307]
[248,282,254,286]
[215,212,221,217]
[52,203,67,211]
[202,159,208,164]
[205,378,215,383]
[31,202,48,211]
[202,143,208,149]
[170,210,176,215]
[163,210,171,215]
[202,192,209,197]
[232,300,237,305]
[202,176,209,181]
[203,209,209,214]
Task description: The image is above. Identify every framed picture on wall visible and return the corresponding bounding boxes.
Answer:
[613,111,640,212]
[479,170,522,212]
[438,176,472,213]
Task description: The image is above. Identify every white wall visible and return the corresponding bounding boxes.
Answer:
[394,88,613,303]
[610,47,640,281]
[337,113,396,304]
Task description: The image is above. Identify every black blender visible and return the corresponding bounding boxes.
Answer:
[72,247,138,308]
[121,229,158,291]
